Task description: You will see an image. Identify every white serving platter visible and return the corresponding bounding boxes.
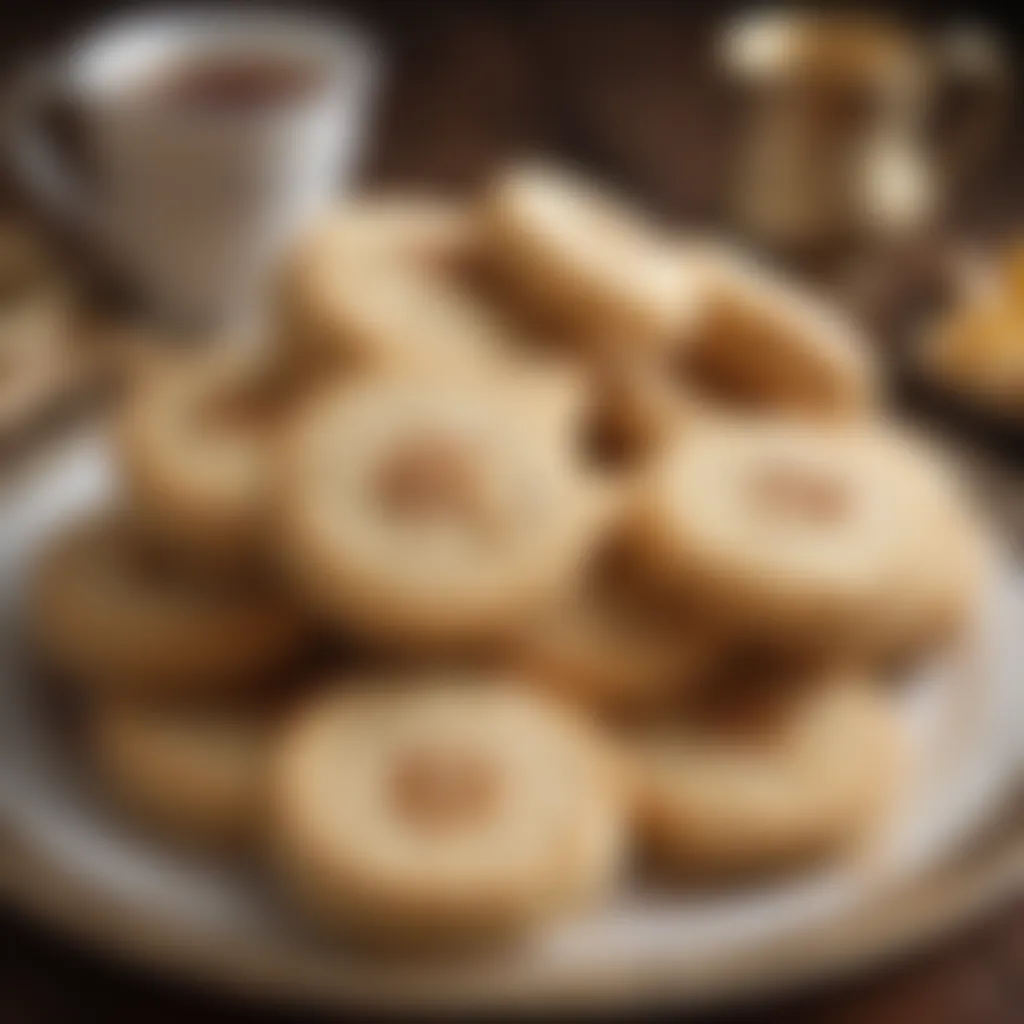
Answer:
[0,431,1018,1014]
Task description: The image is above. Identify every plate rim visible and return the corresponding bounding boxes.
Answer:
[0,807,1018,1014]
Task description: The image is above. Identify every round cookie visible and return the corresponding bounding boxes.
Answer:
[629,420,904,646]
[278,375,605,648]
[687,247,879,416]
[856,426,984,661]
[480,164,700,349]
[510,353,594,444]
[283,196,519,375]
[118,347,295,567]
[272,679,626,948]
[291,196,475,270]
[33,515,307,695]
[90,699,274,848]
[629,673,903,878]
[289,259,521,376]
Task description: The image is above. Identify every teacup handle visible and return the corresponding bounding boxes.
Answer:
[934,26,1011,186]
[5,57,93,229]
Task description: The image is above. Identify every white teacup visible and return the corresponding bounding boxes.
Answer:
[6,8,380,323]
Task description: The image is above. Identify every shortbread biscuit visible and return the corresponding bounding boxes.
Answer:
[856,426,984,660]
[273,680,626,948]
[292,196,475,270]
[629,421,902,645]
[630,673,903,877]
[90,699,273,847]
[630,419,983,657]
[34,515,306,695]
[118,347,296,566]
[279,376,605,648]
[689,249,878,415]
[480,164,700,349]
[293,260,523,375]
[283,197,521,375]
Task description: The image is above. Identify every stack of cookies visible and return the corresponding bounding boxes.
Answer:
[31,164,983,952]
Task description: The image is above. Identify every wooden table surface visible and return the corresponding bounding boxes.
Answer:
[0,2,1020,1020]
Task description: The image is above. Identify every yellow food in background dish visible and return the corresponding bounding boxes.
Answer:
[928,243,1024,414]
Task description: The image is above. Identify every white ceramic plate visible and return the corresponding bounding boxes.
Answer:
[0,433,1019,1013]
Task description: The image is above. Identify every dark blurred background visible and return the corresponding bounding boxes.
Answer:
[0,3,1019,1022]
[2,0,1023,227]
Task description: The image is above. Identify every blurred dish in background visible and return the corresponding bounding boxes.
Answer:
[720,11,1009,254]
[921,242,1024,420]
[5,7,381,325]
